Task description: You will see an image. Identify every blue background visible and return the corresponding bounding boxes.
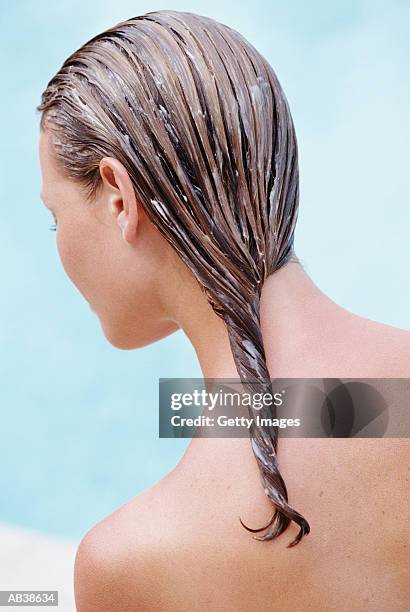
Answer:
[0,0,409,540]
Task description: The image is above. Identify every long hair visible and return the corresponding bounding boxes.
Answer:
[36,9,310,547]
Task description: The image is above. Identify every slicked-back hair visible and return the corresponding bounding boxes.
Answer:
[37,9,310,547]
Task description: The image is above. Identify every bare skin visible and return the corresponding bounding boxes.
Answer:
[39,129,410,611]
[74,275,410,612]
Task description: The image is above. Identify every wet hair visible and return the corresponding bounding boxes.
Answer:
[36,9,310,547]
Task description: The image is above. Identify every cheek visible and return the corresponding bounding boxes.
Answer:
[56,226,97,300]
[56,223,122,307]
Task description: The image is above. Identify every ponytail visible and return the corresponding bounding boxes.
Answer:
[214,249,310,547]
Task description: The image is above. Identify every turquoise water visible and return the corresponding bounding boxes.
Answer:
[1,0,408,540]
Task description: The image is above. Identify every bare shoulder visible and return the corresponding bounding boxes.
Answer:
[372,320,409,376]
[74,515,141,611]
[346,314,409,376]
[74,490,169,611]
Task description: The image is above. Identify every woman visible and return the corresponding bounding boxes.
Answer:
[37,10,409,611]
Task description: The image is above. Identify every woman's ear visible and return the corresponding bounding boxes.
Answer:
[99,157,139,244]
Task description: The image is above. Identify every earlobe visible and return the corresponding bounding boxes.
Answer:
[117,209,128,240]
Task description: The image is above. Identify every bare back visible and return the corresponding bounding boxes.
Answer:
[76,317,410,611]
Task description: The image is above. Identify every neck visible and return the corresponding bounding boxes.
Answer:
[174,256,352,379]
[170,255,354,479]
